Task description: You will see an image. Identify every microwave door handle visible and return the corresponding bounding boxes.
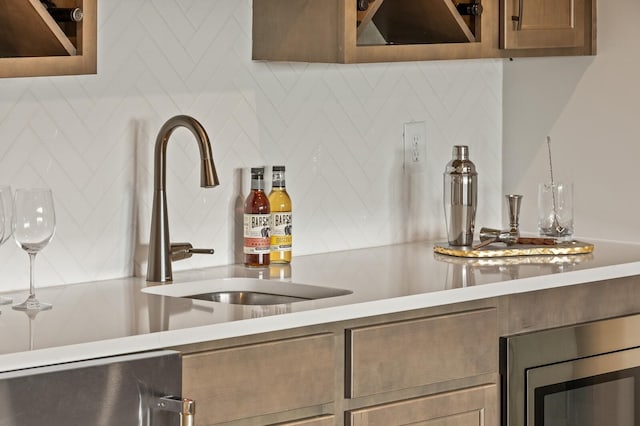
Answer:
[157,396,196,426]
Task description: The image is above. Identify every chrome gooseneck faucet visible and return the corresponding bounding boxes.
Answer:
[147,115,220,283]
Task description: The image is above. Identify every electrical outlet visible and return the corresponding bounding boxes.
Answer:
[403,121,426,172]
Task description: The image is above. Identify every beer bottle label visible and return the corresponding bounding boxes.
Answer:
[244,214,270,254]
[270,212,292,252]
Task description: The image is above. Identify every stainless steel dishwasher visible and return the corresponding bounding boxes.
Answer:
[0,350,194,426]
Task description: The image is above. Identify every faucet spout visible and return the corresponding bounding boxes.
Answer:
[147,115,219,283]
[153,115,220,190]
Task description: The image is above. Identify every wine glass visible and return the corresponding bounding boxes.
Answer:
[12,188,56,312]
[0,185,13,305]
[0,186,12,244]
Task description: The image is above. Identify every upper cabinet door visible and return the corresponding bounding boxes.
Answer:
[502,0,585,49]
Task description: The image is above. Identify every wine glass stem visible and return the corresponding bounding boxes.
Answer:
[28,252,37,299]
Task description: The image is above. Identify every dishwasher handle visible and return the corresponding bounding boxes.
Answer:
[157,396,196,426]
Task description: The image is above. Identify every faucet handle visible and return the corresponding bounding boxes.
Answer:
[170,242,215,262]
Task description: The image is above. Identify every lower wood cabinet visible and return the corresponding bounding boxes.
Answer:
[174,276,640,426]
[346,309,498,398]
[347,384,498,426]
[179,306,499,425]
[274,415,336,425]
[182,333,335,425]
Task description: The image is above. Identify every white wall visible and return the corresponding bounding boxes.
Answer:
[504,1,639,242]
[0,0,502,291]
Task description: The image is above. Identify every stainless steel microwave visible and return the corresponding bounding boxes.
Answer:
[501,313,640,426]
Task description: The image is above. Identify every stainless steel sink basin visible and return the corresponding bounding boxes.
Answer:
[189,291,309,305]
[141,277,352,306]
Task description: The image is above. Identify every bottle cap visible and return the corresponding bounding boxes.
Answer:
[272,165,285,172]
[453,145,469,160]
[250,167,264,176]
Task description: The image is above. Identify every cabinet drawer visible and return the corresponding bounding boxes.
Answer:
[347,309,497,398]
[348,384,498,426]
[275,415,335,425]
[183,333,335,425]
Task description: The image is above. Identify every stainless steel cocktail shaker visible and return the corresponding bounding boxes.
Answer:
[443,145,477,246]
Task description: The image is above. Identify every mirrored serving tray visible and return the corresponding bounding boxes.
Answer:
[433,240,594,258]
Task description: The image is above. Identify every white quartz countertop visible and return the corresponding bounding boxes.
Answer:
[1,239,640,373]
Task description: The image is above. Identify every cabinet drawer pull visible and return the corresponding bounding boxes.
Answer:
[157,396,196,426]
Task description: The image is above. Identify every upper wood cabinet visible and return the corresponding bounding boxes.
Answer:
[253,0,493,63]
[252,0,596,63]
[501,0,585,49]
[0,0,97,78]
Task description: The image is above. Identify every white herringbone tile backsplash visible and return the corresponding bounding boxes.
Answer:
[0,0,502,291]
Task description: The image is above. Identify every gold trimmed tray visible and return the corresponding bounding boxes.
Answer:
[433,240,594,258]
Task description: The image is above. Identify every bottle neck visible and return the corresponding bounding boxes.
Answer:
[272,171,286,188]
[251,176,265,191]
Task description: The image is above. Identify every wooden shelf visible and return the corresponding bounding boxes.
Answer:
[372,0,475,44]
[356,0,385,38]
[0,0,96,78]
[0,0,76,57]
